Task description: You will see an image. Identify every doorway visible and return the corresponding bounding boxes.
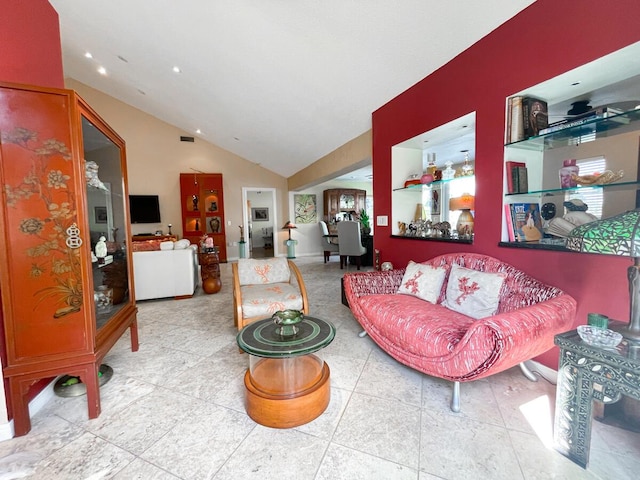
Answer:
[242,187,278,258]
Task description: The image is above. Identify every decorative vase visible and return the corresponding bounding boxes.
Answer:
[442,161,455,180]
[420,173,434,184]
[559,159,579,188]
[456,209,474,238]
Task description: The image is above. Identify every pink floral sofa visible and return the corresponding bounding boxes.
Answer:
[342,253,576,411]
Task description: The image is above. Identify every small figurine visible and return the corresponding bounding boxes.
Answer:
[95,236,107,263]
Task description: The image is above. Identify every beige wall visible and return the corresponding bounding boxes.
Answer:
[66,79,289,259]
[288,130,372,191]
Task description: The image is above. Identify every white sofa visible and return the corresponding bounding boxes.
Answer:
[132,245,199,300]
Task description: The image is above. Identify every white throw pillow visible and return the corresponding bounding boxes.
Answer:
[397,261,448,304]
[443,264,506,319]
[159,241,174,250]
[173,239,191,250]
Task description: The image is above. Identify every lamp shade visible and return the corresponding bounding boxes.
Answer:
[566,209,640,256]
[282,221,297,230]
[449,193,475,211]
[566,209,640,343]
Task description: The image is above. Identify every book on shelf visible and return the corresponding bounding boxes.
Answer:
[522,97,548,138]
[505,161,527,194]
[508,96,524,143]
[538,106,628,135]
[508,203,544,242]
[506,96,548,142]
[504,204,515,242]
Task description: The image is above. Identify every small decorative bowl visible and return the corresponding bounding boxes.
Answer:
[577,325,623,348]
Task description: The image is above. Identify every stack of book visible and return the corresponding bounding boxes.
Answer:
[506,96,549,143]
[505,161,528,194]
[538,105,626,135]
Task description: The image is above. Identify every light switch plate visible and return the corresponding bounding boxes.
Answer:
[376,215,388,226]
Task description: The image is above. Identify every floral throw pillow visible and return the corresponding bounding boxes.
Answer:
[397,261,448,304]
[443,264,506,319]
[238,257,291,285]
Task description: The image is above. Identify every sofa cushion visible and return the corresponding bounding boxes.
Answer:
[160,241,174,250]
[238,257,290,285]
[240,283,304,318]
[357,294,475,357]
[173,239,191,250]
[397,261,448,304]
[443,264,506,319]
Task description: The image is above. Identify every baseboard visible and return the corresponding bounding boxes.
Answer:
[0,377,57,441]
[525,359,558,384]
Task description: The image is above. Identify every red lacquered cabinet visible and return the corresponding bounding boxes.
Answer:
[179,173,227,262]
[0,82,139,436]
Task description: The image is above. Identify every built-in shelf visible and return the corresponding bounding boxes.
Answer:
[391,235,473,244]
[505,180,640,197]
[393,175,475,192]
[505,109,640,152]
[498,241,570,252]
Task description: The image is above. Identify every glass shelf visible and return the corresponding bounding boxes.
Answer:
[498,241,570,252]
[393,175,475,192]
[391,235,473,244]
[505,180,640,197]
[505,109,640,152]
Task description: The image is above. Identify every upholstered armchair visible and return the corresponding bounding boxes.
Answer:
[318,221,339,263]
[232,257,309,331]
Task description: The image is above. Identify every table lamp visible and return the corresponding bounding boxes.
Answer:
[282,220,298,258]
[565,209,640,342]
[449,193,475,238]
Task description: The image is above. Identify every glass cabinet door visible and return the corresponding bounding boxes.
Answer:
[81,115,129,330]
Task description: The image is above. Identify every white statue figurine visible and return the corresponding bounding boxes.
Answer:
[95,236,107,258]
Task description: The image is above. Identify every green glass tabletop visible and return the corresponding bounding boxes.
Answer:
[237,315,336,358]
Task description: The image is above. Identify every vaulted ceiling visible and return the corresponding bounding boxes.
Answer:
[49,0,535,178]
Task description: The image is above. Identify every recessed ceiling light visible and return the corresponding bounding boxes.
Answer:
[172,66,181,74]
[117,55,128,63]
[84,52,93,59]
[137,89,146,95]
[196,129,202,134]
[97,66,107,75]
[571,81,582,86]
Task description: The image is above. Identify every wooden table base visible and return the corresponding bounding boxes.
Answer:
[243,359,331,428]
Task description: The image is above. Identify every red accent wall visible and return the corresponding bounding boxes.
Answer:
[372,0,640,368]
[0,0,64,420]
[0,0,64,88]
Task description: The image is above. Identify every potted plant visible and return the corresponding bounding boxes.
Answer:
[358,209,371,235]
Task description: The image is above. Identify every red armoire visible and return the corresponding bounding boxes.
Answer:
[0,82,139,436]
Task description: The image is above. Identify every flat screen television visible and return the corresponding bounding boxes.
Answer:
[129,195,161,224]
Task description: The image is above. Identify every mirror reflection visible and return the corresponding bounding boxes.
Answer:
[82,116,128,328]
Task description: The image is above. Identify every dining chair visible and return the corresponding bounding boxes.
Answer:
[318,221,340,263]
[337,221,367,270]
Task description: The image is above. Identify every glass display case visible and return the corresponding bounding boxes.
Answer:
[0,82,138,436]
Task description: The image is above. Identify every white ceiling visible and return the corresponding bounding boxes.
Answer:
[49,0,535,178]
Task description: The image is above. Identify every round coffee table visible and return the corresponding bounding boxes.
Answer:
[237,313,336,428]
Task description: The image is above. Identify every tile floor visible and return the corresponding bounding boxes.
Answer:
[1,257,638,479]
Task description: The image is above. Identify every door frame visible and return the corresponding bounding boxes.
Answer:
[242,187,279,257]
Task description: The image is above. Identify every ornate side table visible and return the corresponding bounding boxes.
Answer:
[237,313,335,428]
[553,322,640,468]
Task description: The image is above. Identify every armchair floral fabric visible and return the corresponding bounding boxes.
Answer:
[233,258,309,330]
